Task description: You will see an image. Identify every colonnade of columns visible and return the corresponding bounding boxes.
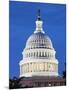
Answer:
[20,62,58,75]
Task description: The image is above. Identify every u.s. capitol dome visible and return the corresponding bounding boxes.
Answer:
[19,10,59,77]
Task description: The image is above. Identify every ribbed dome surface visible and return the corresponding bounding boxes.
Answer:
[26,32,53,49]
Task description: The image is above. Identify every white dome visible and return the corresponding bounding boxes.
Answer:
[19,10,59,77]
[26,32,53,50]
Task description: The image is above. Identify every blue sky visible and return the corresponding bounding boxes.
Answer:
[9,1,66,79]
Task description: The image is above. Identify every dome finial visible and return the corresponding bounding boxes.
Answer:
[34,9,45,33]
[37,9,41,20]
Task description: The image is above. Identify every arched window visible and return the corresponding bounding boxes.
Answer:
[42,52,44,57]
[35,40,36,43]
[48,52,49,57]
[36,52,38,57]
[29,53,30,57]
[45,52,46,57]
[34,52,35,57]
[46,52,48,57]
[39,52,41,57]
[31,52,33,57]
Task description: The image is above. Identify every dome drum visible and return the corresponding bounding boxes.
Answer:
[20,60,58,77]
[23,48,56,59]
